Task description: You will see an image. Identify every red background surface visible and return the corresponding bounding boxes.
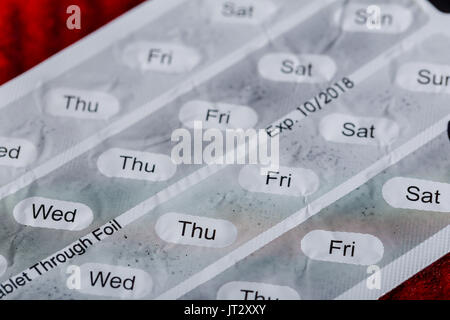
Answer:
[0,0,448,300]
[0,0,145,84]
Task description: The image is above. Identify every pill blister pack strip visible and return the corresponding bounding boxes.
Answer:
[0,0,448,300]
[0,0,318,279]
